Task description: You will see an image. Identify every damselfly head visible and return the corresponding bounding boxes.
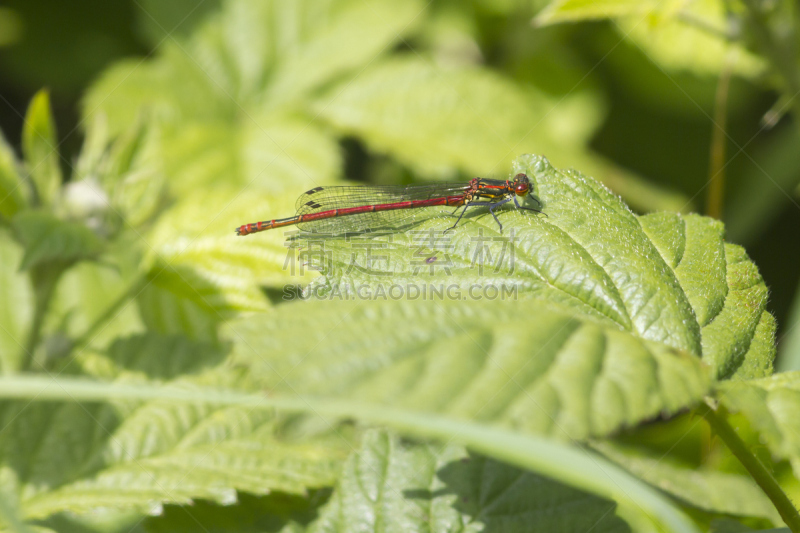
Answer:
[513,173,530,196]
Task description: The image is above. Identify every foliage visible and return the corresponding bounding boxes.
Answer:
[1,0,800,532]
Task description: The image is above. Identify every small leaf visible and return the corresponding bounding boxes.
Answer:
[11,211,103,270]
[309,430,631,533]
[0,131,27,221]
[21,90,62,206]
[715,372,800,480]
[0,231,33,372]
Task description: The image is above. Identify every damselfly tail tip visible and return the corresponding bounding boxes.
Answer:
[235,226,246,236]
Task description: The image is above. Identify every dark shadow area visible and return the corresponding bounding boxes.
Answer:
[405,452,631,532]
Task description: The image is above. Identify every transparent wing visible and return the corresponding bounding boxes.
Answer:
[294,183,470,233]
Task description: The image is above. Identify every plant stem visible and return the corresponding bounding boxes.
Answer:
[20,265,63,372]
[706,55,733,220]
[699,399,800,532]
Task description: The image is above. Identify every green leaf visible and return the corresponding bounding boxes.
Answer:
[263,0,426,105]
[536,1,764,78]
[308,429,631,533]
[21,90,61,207]
[47,260,144,352]
[0,372,345,521]
[83,0,425,199]
[535,0,658,26]
[11,211,103,270]
[593,440,782,523]
[0,231,32,372]
[228,299,710,442]
[136,274,222,344]
[290,155,769,380]
[146,185,313,290]
[715,372,800,480]
[617,1,765,78]
[135,185,306,338]
[81,333,226,381]
[0,375,702,532]
[0,131,27,221]
[314,56,604,177]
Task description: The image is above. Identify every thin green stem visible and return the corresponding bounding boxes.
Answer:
[699,400,800,532]
[706,55,733,220]
[20,265,63,372]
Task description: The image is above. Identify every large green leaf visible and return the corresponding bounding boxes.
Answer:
[288,155,770,380]
[82,0,426,198]
[228,299,709,442]
[0,231,32,372]
[21,90,61,207]
[314,56,603,178]
[308,429,630,533]
[715,372,800,480]
[0,131,26,222]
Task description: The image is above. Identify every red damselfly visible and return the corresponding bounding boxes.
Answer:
[236,173,542,236]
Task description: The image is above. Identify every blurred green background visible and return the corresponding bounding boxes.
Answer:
[1,0,798,366]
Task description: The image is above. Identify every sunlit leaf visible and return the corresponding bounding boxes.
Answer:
[285,155,769,380]
[535,0,658,26]
[0,131,27,222]
[83,0,426,199]
[314,57,604,178]
[21,90,61,207]
[229,298,710,442]
[617,0,765,78]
